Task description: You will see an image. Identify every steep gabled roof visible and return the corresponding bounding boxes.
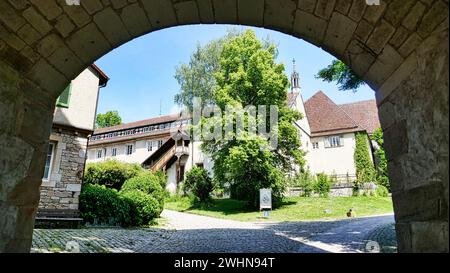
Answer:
[287,92,299,108]
[304,91,360,136]
[339,100,381,135]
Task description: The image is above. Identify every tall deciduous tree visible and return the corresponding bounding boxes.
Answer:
[96,110,122,128]
[200,30,306,207]
[316,60,365,92]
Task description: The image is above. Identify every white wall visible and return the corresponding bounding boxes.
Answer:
[53,67,100,131]
[305,133,358,176]
[87,138,166,164]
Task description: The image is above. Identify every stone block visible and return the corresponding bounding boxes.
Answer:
[384,0,415,26]
[314,0,335,20]
[410,221,449,252]
[213,0,237,23]
[17,24,42,45]
[377,51,417,103]
[238,0,264,26]
[0,1,26,31]
[93,7,131,47]
[323,12,357,57]
[174,1,200,25]
[141,0,177,30]
[63,4,91,27]
[120,3,151,37]
[293,10,328,45]
[22,7,52,35]
[66,23,111,63]
[348,0,366,22]
[29,0,62,21]
[383,119,408,161]
[362,0,386,24]
[398,32,422,58]
[354,19,373,42]
[365,45,404,87]
[417,0,448,38]
[298,0,317,13]
[401,2,426,31]
[197,0,214,23]
[366,19,395,54]
[66,184,82,192]
[55,14,76,38]
[81,0,103,14]
[334,0,352,15]
[264,0,297,33]
[389,26,409,48]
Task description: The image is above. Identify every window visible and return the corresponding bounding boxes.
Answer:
[147,141,153,152]
[325,135,343,148]
[111,148,117,157]
[126,144,133,155]
[97,149,103,158]
[56,83,72,108]
[43,143,55,181]
[312,142,319,149]
[158,140,163,148]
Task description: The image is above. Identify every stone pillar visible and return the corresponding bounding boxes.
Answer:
[0,60,56,253]
[377,24,449,252]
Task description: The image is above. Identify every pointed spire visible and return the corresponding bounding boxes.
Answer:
[291,58,300,92]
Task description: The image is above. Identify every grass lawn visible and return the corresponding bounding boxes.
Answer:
[164,196,394,222]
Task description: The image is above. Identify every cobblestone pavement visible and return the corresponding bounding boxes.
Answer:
[32,210,395,253]
[363,223,397,253]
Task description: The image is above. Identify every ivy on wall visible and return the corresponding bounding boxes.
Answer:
[371,128,390,191]
[353,132,376,193]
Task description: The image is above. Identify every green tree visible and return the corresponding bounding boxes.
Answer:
[174,29,276,111]
[200,30,306,208]
[96,110,122,128]
[353,132,376,193]
[316,60,365,92]
[371,127,390,191]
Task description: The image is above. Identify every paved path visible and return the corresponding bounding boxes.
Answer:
[139,210,395,253]
[32,210,395,253]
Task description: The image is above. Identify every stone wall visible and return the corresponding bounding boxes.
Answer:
[38,127,88,211]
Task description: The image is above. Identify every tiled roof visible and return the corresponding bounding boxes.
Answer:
[304,91,360,136]
[339,100,381,135]
[93,113,181,134]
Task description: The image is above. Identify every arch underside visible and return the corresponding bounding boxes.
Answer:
[0,0,448,252]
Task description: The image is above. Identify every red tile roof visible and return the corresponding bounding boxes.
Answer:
[303,91,380,136]
[339,100,381,135]
[93,113,181,134]
[304,91,359,136]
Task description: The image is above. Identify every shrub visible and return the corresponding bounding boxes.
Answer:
[84,160,143,190]
[79,184,132,227]
[314,173,331,197]
[120,173,167,209]
[153,170,168,189]
[289,171,315,197]
[121,190,162,226]
[375,184,389,197]
[353,132,376,194]
[183,167,214,202]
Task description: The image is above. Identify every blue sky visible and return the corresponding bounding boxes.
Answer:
[95,24,375,124]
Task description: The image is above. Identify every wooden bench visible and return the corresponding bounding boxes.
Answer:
[35,209,83,229]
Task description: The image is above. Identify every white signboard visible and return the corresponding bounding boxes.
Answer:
[259,188,272,210]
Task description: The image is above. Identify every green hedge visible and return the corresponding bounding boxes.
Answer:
[84,160,143,190]
[121,190,162,226]
[79,184,133,227]
[121,173,167,209]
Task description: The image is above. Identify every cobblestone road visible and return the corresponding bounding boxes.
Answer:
[32,210,395,253]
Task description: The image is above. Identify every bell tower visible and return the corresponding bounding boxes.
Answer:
[290,59,311,136]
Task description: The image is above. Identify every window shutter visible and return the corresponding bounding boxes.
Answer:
[56,83,72,108]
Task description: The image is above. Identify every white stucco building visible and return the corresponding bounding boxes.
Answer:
[39,64,109,215]
[288,61,380,182]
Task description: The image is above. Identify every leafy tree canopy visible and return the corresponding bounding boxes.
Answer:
[96,110,122,129]
[316,60,365,92]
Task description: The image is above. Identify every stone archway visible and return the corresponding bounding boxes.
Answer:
[0,0,448,253]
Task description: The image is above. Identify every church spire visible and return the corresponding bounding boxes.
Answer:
[291,58,300,92]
